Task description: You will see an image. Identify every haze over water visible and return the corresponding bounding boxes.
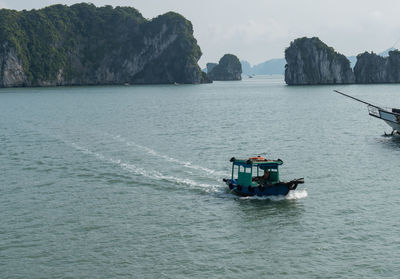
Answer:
[1,77,400,278]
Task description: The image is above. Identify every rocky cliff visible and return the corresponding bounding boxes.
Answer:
[354,50,400,83]
[206,63,218,74]
[0,3,210,87]
[207,54,242,81]
[0,42,28,87]
[285,37,354,85]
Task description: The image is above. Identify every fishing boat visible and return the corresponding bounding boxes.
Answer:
[223,156,304,197]
[334,90,400,135]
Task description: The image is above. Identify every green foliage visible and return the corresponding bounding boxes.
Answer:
[287,37,350,67]
[354,51,400,83]
[129,11,203,83]
[286,37,352,83]
[0,3,205,85]
[200,71,211,83]
[208,53,242,81]
[0,4,145,83]
[218,54,241,69]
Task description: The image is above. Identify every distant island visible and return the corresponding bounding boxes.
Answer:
[241,40,397,82]
[0,3,210,87]
[284,37,400,85]
[241,58,286,75]
[206,54,242,81]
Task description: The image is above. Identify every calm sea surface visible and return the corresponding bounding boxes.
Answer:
[1,76,400,278]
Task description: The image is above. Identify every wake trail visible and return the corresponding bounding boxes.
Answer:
[32,126,224,193]
[68,141,222,193]
[106,133,227,178]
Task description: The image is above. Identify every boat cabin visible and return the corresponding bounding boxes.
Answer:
[230,157,283,187]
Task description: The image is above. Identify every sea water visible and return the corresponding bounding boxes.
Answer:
[1,76,400,278]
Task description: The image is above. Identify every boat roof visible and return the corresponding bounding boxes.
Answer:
[231,157,283,168]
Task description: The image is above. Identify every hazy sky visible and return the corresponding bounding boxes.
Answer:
[1,0,400,67]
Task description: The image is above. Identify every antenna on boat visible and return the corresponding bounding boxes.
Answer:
[333,90,380,108]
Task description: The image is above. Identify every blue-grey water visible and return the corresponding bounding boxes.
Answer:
[1,76,400,278]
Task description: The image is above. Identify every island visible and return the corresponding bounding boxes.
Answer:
[284,37,400,85]
[354,50,400,83]
[0,3,210,87]
[207,54,242,81]
[284,37,354,85]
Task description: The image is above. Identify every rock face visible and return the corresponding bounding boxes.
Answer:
[0,42,28,87]
[285,37,354,85]
[207,54,242,81]
[354,50,400,83]
[0,4,210,87]
[206,63,218,74]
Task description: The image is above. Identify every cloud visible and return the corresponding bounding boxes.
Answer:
[369,10,384,21]
[0,0,7,8]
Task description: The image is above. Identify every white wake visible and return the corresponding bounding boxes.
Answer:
[68,141,221,193]
[108,134,226,178]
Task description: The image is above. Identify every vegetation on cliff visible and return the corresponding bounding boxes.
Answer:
[0,3,209,86]
[285,37,354,85]
[284,37,400,85]
[354,50,400,83]
[207,54,242,81]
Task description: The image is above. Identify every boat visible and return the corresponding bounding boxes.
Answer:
[223,156,304,197]
[334,90,400,135]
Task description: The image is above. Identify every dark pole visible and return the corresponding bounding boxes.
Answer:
[333,90,380,108]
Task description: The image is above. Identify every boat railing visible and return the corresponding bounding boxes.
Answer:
[368,105,380,117]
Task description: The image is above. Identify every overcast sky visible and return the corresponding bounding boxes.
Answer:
[1,0,400,67]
